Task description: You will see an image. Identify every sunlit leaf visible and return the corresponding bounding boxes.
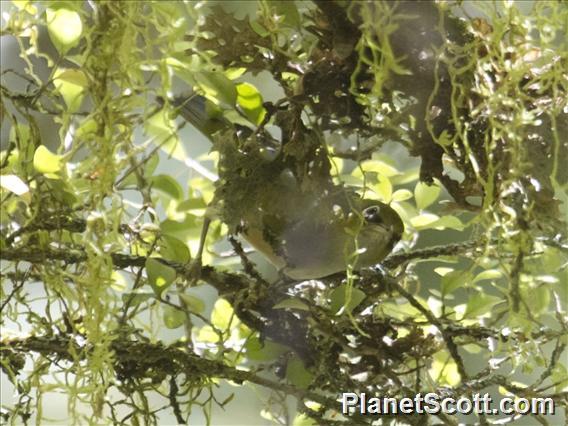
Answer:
[356,159,400,178]
[436,129,454,147]
[286,358,313,389]
[75,118,98,140]
[392,189,413,202]
[273,298,310,311]
[410,213,439,229]
[160,215,199,241]
[415,181,440,210]
[194,71,237,106]
[236,82,266,125]
[176,198,208,212]
[110,271,127,292]
[429,354,461,386]
[374,175,393,202]
[292,414,317,426]
[211,298,234,330]
[54,69,87,112]
[391,168,419,185]
[525,285,550,316]
[472,269,503,283]
[150,174,183,200]
[463,293,501,319]
[249,19,270,37]
[33,146,62,175]
[270,1,300,27]
[430,215,465,231]
[159,235,190,263]
[179,293,205,314]
[245,336,288,361]
[330,284,366,314]
[163,305,186,329]
[146,258,176,296]
[46,8,82,54]
[195,325,219,343]
[225,67,247,80]
[441,270,473,295]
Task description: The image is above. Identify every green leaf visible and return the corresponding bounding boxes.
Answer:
[286,358,313,389]
[436,129,454,147]
[245,336,288,361]
[292,413,317,426]
[415,181,440,210]
[150,174,183,200]
[195,325,220,343]
[163,305,186,329]
[176,198,207,212]
[410,213,439,229]
[249,19,270,37]
[463,293,501,319]
[356,159,400,178]
[160,216,199,241]
[46,179,78,205]
[410,213,465,231]
[194,72,237,106]
[392,189,413,202]
[441,270,473,295]
[472,269,503,283]
[159,235,190,264]
[269,1,300,27]
[53,68,87,112]
[33,146,62,175]
[525,285,550,316]
[377,299,426,320]
[46,8,83,54]
[273,298,310,311]
[292,414,317,426]
[211,298,234,330]
[110,271,127,292]
[179,293,205,314]
[430,215,465,231]
[429,354,461,386]
[330,284,366,314]
[391,168,419,185]
[236,82,266,125]
[74,118,97,140]
[146,258,176,296]
[225,67,247,80]
[374,175,393,202]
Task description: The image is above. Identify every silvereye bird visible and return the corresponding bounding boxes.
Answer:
[166,93,404,280]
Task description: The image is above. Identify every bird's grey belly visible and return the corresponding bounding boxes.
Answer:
[282,222,393,280]
[281,225,344,279]
[243,219,393,280]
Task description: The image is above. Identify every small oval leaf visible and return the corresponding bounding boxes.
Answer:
[33,146,62,174]
[415,181,440,210]
[146,258,176,296]
[46,8,83,54]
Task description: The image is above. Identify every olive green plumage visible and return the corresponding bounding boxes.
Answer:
[169,93,404,279]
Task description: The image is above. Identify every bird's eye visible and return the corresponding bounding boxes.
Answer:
[363,206,382,224]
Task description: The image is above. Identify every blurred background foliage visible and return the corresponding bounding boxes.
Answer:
[1,1,567,425]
